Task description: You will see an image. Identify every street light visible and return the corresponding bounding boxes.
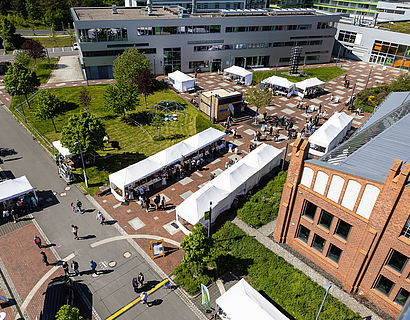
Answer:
[315,282,332,320]
[74,141,88,188]
[13,87,27,122]
[208,201,212,238]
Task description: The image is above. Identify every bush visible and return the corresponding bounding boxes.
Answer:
[237,171,287,228]
[173,263,213,296]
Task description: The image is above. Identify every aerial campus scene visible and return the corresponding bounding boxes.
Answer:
[0,0,409,319]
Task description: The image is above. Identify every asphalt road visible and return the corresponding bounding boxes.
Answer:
[0,106,201,320]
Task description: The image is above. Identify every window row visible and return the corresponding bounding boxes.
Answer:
[136,25,221,36]
[82,48,156,57]
[372,40,410,57]
[303,201,352,240]
[225,24,312,32]
[79,28,128,42]
[297,225,343,263]
[374,275,409,307]
[338,30,357,43]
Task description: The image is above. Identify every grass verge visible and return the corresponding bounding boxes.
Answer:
[25,36,75,48]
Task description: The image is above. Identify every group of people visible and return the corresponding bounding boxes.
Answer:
[138,193,167,213]
[1,193,38,224]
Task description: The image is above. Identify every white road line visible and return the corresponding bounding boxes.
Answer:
[90,234,181,248]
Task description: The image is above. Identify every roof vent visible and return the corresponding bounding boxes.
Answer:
[112,5,118,14]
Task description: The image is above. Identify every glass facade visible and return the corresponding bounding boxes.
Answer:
[370,40,410,71]
[163,48,181,74]
[79,28,128,42]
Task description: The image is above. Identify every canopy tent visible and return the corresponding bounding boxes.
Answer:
[168,70,196,93]
[295,77,324,91]
[176,143,282,235]
[224,66,253,85]
[0,176,36,203]
[52,140,73,158]
[216,279,289,320]
[261,76,297,97]
[109,127,226,202]
[309,112,353,157]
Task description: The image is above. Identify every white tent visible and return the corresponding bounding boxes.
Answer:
[295,77,325,91]
[52,140,73,158]
[0,176,36,203]
[168,70,196,93]
[176,143,282,235]
[261,76,297,97]
[109,127,226,201]
[224,66,253,85]
[216,279,289,320]
[309,112,353,156]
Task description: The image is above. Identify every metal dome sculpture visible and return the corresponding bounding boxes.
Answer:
[149,100,186,125]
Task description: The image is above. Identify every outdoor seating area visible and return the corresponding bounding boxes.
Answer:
[223,66,253,85]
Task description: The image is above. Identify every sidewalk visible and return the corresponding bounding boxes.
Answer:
[232,217,384,320]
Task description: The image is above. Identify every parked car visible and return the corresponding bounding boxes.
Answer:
[40,276,74,320]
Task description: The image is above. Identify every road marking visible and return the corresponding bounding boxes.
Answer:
[113,203,121,209]
[90,234,180,248]
[105,279,169,320]
[17,253,75,320]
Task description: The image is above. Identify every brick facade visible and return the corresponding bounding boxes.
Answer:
[274,138,410,319]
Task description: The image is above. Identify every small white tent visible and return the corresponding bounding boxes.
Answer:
[216,279,289,320]
[224,66,253,85]
[261,76,297,97]
[309,112,353,156]
[295,77,325,97]
[0,176,36,203]
[52,140,73,158]
[168,70,196,93]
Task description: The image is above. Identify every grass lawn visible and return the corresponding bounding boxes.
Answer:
[11,84,215,194]
[28,57,59,83]
[377,21,410,34]
[26,36,75,48]
[252,66,346,84]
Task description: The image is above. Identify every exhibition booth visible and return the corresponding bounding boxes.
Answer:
[168,70,196,93]
[52,140,74,158]
[295,77,325,97]
[223,66,253,85]
[261,76,297,97]
[0,176,37,203]
[175,143,282,235]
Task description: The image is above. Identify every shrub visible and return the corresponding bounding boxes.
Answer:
[173,263,213,296]
[237,171,287,228]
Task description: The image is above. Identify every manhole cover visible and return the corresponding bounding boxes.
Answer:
[108,261,116,267]
[60,192,66,197]
[123,251,131,258]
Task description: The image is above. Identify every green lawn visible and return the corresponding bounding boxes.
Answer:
[28,57,59,83]
[11,84,215,194]
[26,36,75,48]
[252,66,346,84]
[377,21,410,34]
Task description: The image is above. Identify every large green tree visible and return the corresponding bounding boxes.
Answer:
[61,111,106,155]
[79,86,92,110]
[0,16,17,50]
[104,82,139,117]
[245,86,274,124]
[21,39,46,60]
[34,90,63,133]
[113,48,150,85]
[56,305,84,320]
[180,223,212,276]
[3,62,40,109]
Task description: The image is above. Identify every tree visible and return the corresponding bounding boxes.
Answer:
[79,87,92,110]
[61,111,106,155]
[21,39,46,60]
[135,68,157,107]
[113,48,150,85]
[180,223,212,276]
[15,50,31,66]
[3,62,40,109]
[104,82,139,117]
[245,86,274,124]
[151,113,164,140]
[0,16,17,50]
[56,305,84,320]
[34,90,63,132]
[25,0,41,21]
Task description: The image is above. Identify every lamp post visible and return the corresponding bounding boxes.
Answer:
[14,87,27,122]
[74,141,88,188]
[315,283,332,320]
[208,201,212,238]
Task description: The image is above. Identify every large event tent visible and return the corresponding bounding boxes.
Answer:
[309,112,353,156]
[109,127,226,202]
[176,143,282,234]
[216,279,289,320]
[52,140,74,158]
[224,66,253,85]
[261,76,297,96]
[168,70,196,93]
[295,77,325,96]
[0,176,36,203]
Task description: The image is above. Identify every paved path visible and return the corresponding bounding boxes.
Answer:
[48,55,84,83]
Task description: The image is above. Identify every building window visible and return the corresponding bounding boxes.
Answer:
[394,288,409,307]
[303,201,317,221]
[334,220,351,240]
[338,30,357,43]
[374,275,395,296]
[319,210,334,230]
[297,225,310,243]
[401,216,410,239]
[327,244,342,263]
[312,234,326,253]
[386,250,408,273]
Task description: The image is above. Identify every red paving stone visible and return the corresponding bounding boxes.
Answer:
[0,287,15,320]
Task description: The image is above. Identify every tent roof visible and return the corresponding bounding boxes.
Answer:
[0,176,34,203]
[216,279,289,320]
[296,77,325,91]
[224,66,252,77]
[109,127,225,189]
[309,112,353,146]
[262,76,295,88]
[52,140,73,157]
[168,70,195,83]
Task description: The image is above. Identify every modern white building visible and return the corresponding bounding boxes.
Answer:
[70,6,339,80]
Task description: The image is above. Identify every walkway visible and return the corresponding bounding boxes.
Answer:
[232,217,383,320]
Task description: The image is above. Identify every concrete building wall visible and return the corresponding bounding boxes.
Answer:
[377,1,410,22]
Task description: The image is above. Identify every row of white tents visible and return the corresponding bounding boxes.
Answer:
[0,176,36,203]
[175,143,282,235]
[261,76,324,97]
[109,128,226,202]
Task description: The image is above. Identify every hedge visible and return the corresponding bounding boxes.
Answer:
[237,171,287,228]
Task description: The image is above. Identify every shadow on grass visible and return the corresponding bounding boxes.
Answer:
[123,111,151,126]
[212,255,253,278]
[61,101,79,113]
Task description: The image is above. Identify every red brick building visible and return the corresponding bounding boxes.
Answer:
[274,92,410,318]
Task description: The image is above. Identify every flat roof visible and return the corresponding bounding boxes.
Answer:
[201,88,242,98]
[74,7,184,20]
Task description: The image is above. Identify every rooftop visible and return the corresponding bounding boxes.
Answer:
[377,21,410,35]
[201,88,242,98]
[308,92,410,184]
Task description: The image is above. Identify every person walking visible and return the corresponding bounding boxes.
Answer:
[90,260,97,274]
[161,196,165,210]
[41,251,49,266]
[62,261,69,277]
[137,272,144,288]
[72,225,79,240]
[11,209,18,223]
[96,211,105,224]
[154,194,160,210]
[34,236,42,248]
[76,200,83,214]
[70,202,76,213]
[71,260,80,276]
[145,197,151,213]
[140,291,149,307]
